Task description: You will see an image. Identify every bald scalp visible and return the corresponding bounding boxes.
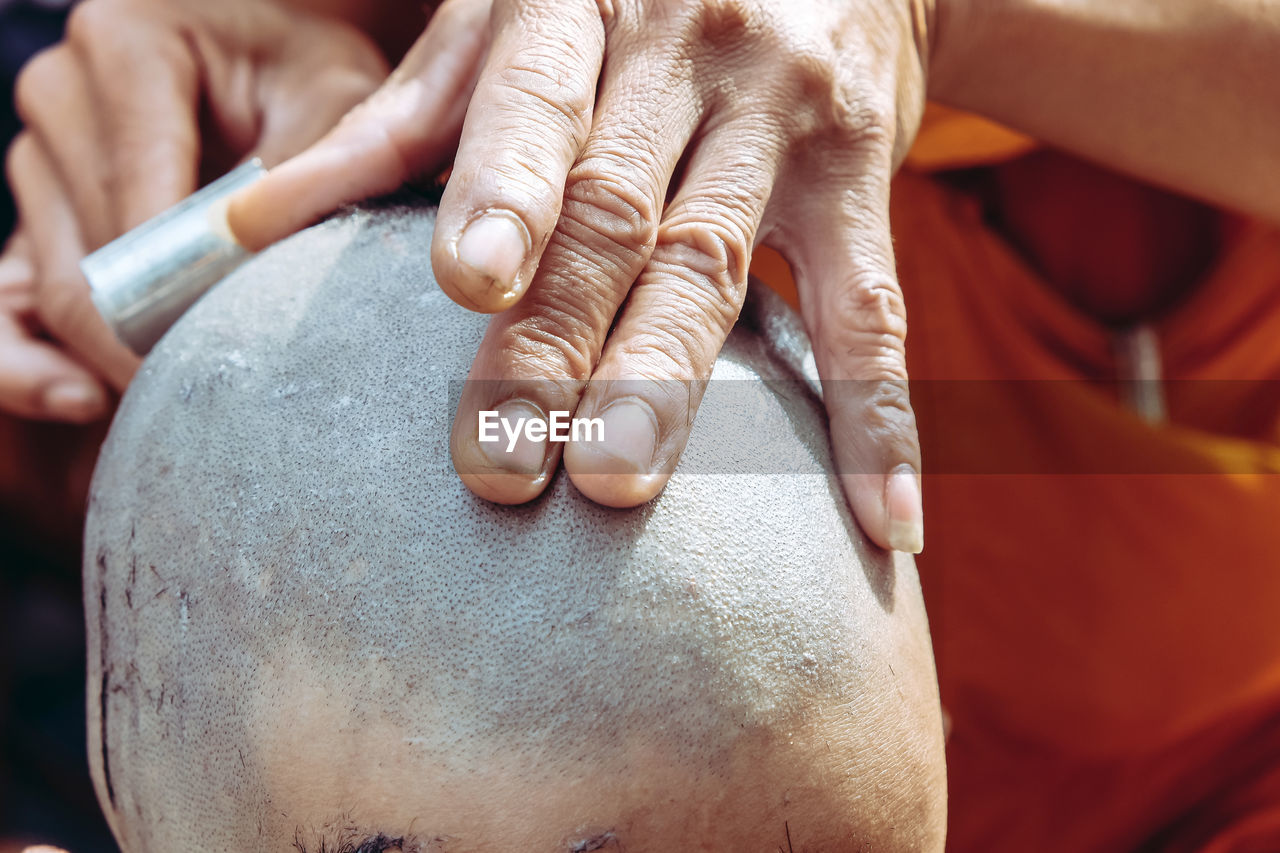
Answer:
[84,199,945,852]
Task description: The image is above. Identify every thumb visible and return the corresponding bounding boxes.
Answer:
[227,0,492,251]
[787,169,923,554]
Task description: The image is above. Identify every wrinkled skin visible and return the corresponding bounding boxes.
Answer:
[3,0,933,553]
[85,203,945,851]
[232,0,933,553]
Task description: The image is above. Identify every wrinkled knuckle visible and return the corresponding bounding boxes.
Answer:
[819,275,909,381]
[778,44,840,109]
[858,383,918,453]
[781,51,896,152]
[830,327,909,381]
[781,40,840,93]
[495,53,594,142]
[828,97,895,152]
[866,377,914,418]
[499,298,604,381]
[832,273,907,340]
[616,311,711,382]
[847,97,898,152]
[833,376,916,451]
[655,214,751,312]
[481,156,566,225]
[562,157,660,262]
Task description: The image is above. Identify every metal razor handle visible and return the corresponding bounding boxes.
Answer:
[81,159,267,355]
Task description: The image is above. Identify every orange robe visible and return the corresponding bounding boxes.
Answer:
[751,109,1280,852]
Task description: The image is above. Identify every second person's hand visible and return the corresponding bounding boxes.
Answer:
[2,0,392,407]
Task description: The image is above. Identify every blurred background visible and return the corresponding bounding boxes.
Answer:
[2,1,118,850]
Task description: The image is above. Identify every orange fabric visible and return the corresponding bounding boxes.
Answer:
[890,170,1280,851]
[747,104,1039,301]
[905,103,1040,172]
[748,149,1280,849]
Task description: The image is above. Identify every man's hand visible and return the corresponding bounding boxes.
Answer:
[1,0,391,414]
[231,0,932,552]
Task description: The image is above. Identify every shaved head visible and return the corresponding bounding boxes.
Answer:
[84,200,945,852]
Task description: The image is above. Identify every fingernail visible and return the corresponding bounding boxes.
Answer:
[43,381,107,419]
[885,465,924,554]
[455,211,530,298]
[478,400,548,476]
[592,400,659,475]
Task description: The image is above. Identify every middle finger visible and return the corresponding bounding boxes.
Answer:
[450,30,704,503]
[564,112,787,506]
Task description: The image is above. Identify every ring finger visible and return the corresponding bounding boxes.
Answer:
[564,113,787,505]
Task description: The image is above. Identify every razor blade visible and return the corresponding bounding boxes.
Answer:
[81,159,267,355]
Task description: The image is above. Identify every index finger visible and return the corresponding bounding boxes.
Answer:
[429,0,606,313]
